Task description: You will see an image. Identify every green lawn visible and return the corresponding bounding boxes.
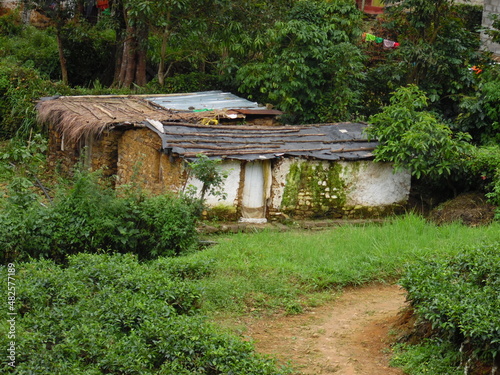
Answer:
[188,214,500,315]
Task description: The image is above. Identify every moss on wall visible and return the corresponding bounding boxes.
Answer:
[202,204,239,222]
[281,161,347,217]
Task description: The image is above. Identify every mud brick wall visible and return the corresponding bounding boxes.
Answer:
[47,124,81,175]
[47,125,121,179]
[117,128,185,194]
[88,131,122,179]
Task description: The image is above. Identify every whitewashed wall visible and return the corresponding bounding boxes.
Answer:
[185,161,241,207]
[341,161,411,206]
[186,158,411,218]
[270,158,411,210]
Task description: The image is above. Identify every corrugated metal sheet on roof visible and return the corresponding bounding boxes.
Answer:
[146,91,261,111]
[145,121,377,161]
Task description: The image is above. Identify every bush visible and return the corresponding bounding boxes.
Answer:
[134,194,200,258]
[465,145,500,218]
[400,243,500,368]
[0,61,72,139]
[457,65,500,145]
[0,167,200,262]
[0,25,60,79]
[391,340,462,375]
[366,85,473,181]
[0,254,285,374]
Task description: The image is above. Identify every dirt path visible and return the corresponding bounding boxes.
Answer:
[242,283,407,374]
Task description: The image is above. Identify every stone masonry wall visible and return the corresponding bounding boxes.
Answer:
[268,158,410,221]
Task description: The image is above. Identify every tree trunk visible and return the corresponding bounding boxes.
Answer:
[113,33,124,86]
[123,25,137,88]
[135,25,148,87]
[56,30,68,85]
[114,23,148,88]
[157,12,171,87]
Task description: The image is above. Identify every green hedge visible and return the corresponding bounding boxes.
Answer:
[400,243,500,364]
[0,253,286,374]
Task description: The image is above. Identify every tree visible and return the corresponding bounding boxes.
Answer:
[366,85,473,181]
[23,0,80,85]
[236,0,365,123]
[185,154,228,203]
[111,0,149,88]
[366,0,484,117]
[457,65,500,145]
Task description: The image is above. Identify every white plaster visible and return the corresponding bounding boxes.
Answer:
[239,218,268,224]
[186,161,240,207]
[242,161,266,210]
[270,158,295,210]
[341,161,411,206]
[270,158,411,210]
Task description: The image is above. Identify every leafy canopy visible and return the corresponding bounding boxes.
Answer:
[366,85,473,180]
[237,0,365,123]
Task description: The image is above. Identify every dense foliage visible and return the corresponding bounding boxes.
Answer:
[366,85,473,180]
[466,145,500,216]
[0,253,285,374]
[457,64,500,145]
[366,0,484,118]
[400,243,500,371]
[0,167,200,263]
[237,0,365,123]
[0,61,71,139]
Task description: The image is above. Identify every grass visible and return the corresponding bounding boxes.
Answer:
[391,340,463,375]
[185,214,500,315]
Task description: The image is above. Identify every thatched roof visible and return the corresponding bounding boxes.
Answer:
[37,93,270,142]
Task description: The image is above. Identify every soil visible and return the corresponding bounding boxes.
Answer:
[427,191,496,226]
[235,283,408,375]
[211,192,496,374]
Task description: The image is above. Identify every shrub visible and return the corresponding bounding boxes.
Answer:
[0,167,200,262]
[457,65,500,145]
[0,61,72,139]
[400,243,500,368]
[0,25,60,79]
[134,194,200,258]
[366,85,473,181]
[391,340,462,375]
[0,254,285,374]
[465,145,500,218]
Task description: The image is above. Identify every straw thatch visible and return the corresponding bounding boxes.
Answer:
[36,95,229,142]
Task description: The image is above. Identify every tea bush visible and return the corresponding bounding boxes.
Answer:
[0,168,200,262]
[0,253,285,374]
[466,145,500,218]
[391,340,462,375]
[400,243,500,368]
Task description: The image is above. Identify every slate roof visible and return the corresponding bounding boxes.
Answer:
[145,120,377,161]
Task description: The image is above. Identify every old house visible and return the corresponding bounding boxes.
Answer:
[37,91,411,222]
